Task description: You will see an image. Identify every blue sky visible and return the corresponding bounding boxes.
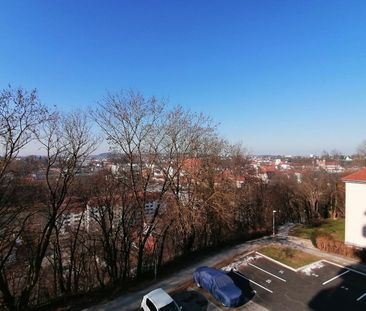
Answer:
[1,1,366,155]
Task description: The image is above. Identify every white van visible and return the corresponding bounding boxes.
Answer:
[141,288,182,311]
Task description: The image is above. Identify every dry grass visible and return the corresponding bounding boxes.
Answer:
[257,246,321,269]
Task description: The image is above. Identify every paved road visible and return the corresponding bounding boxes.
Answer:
[84,224,366,311]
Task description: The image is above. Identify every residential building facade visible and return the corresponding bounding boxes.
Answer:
[343,168,366,248]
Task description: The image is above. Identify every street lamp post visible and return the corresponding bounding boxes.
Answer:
[272,210,277,236]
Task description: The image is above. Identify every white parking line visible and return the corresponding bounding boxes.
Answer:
[322,270,350,285]
[233,270,273,293]
[322,259,366,277]
[356,292,366,302]
[248,263,287,282]
[255,251,297,272]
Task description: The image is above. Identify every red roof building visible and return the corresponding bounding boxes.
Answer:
[343,168,366,183]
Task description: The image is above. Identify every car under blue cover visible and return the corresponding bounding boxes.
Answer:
[193,266,245,307]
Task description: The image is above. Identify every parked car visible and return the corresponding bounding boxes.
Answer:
[193,266,245,307]
[141,288,182,311]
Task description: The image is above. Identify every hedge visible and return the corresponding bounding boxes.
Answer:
[312,232,366,263]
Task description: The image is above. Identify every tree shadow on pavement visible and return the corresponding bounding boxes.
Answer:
[172,290,209,311]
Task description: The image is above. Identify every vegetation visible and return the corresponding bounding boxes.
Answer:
[258,246,321,269]
[0,86,350,310]
[289,219,345,241]
[289,219,366,263]
[314,235,366,263]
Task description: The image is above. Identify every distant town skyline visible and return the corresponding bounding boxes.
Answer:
[1,1,366,155]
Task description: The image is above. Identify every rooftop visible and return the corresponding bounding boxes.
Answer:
[343,167,366,183]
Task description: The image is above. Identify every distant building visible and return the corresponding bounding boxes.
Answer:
[258,165,276,182]
[343,168,366,248]
[279,163,291,170]
[317,159,344,173]
[294,172,302,183]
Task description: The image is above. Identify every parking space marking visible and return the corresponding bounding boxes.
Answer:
[356,292,366,302]
[322,270,350,285]
[322,259,366,277]
[248,263,287,282]
[233,270,273,293]
[255,251,297,272]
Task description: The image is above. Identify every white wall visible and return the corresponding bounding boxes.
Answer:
[345,182,366,248]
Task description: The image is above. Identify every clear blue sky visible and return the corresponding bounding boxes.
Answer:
[1,1,366,155]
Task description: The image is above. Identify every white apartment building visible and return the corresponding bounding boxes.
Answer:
[59,197,161,234]
[343,168,366,248]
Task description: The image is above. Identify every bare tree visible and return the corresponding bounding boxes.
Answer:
[0,87,48,311]
[94,90,167,278]
[0,111,96,310]
[357,140,366,155]
[357,140,366,166]
[158,107,217,254]
[83,170,136,285]
[0,87,47,176]
[38,112,97,299]
[297,170,336,223]
[93,91,225,277]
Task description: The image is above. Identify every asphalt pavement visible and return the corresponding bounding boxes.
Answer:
[84,224,366,311]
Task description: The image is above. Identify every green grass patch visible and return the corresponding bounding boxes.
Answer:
[289,219,345,242]
[257,246,321,269]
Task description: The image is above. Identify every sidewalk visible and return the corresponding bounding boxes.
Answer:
[85,224,366,311]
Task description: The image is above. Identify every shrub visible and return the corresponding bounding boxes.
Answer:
[315,234,366,263]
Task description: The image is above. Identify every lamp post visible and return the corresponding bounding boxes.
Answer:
[272,210,277,236]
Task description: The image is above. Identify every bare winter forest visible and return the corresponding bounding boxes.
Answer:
[0,86,363,310]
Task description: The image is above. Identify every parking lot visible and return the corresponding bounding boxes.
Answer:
[172,252,366,310]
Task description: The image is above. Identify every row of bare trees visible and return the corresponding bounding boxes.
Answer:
[0,87,347,310]
[0,87,97,310]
